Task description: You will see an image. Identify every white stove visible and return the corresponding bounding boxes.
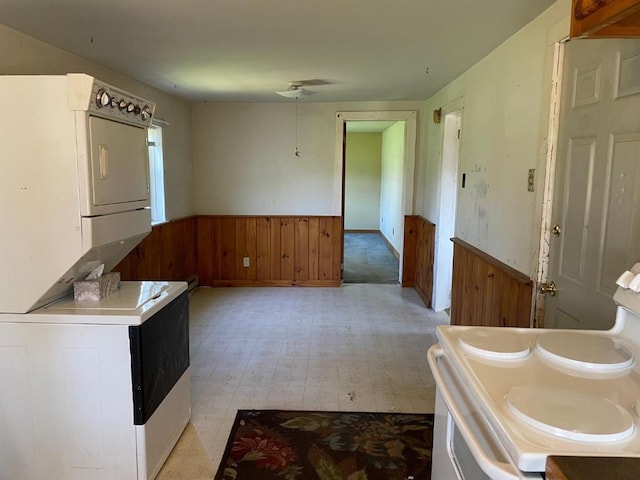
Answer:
[0,281,190,480]
[428,286,640,479]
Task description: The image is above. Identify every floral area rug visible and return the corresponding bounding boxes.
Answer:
[214,410,434,480]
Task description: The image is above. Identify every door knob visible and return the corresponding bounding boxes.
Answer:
[551,224,561,237]
[538,281,558,296]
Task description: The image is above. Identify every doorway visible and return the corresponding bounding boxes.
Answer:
[432,103,463,310]
[335,111,418,284]
[343,120,401,283]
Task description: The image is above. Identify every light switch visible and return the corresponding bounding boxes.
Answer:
[528,169,535,192]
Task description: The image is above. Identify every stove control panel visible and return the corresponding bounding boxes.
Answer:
[614,286,640,315]
[614,263,640,315]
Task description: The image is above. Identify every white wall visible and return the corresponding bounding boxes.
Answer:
[417,0,571,277]
[191,101,424,215]
[379,122,406,253]
[0,24,194,220]
[345,133,382,230]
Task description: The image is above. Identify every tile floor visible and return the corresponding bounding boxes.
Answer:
[157,284,450,479]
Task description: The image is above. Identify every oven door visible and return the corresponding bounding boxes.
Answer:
[428,346,542,480]
[129,290,190,425]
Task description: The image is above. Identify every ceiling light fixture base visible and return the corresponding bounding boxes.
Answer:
[275,82,316,98]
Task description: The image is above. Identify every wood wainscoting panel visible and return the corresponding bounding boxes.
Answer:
[280,217,295,281]
[221,216,237,280]
[116,215,341,288]
[256,217,272,280]
[402,216,436,308]
[308,217,320,280]
[115,216,197,282]
[196,216,213,286]
[197,215,342,287]
[402,216,418,287]
[451,238,533,327]
[294,217,310,281]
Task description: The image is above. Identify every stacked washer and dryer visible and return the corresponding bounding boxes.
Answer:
[0,74,190,480]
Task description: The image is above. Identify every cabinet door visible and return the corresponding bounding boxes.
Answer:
[570,0,640,38]
[574,0,615,20]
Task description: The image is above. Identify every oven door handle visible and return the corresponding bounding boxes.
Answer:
[428,345,523,480]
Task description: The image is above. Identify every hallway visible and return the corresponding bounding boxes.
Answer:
[343,232,399,284]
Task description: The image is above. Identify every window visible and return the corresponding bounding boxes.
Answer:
[147,124,166,225]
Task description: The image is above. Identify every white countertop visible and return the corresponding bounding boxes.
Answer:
[0,281,187,325]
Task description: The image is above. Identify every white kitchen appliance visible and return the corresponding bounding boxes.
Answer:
[0,73,155,314]
[0,74,190,480]
[428,286,640,479]
[0,281,191,480]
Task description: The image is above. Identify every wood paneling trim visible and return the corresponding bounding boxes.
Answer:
[197,215,342,287]
[402,215,435,308]
[415,217,435,308]
[115,216,197,282]
[196,216,212,285]
[210,280,340,287]
[402,216,418,287]
[115,215,341,288]
[451,238,531,283]
[450,238,533,328]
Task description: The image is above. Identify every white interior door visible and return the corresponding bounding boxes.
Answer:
[433,105,462,312]
[545,38,640,330]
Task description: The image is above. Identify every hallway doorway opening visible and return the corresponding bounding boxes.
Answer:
[335,111,417,284]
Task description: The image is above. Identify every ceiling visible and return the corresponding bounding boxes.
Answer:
[0,0,557,103]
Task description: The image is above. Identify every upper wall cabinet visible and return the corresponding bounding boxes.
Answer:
[570,0,640,38]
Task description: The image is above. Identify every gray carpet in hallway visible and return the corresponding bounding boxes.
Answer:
[343,232,399,284]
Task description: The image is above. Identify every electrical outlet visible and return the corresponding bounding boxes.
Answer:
[243,257,250,268]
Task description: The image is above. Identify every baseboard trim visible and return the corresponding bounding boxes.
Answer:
[208,280,341,288]
[380,234,400,260]
[186,275,199,293]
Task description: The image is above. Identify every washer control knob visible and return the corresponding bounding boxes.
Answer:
[110,96,118,108]
[141,106,153,121]
[119,99,128,110]
[126,102,135,113]
[134,105,141,115]
[96,89,110,108]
